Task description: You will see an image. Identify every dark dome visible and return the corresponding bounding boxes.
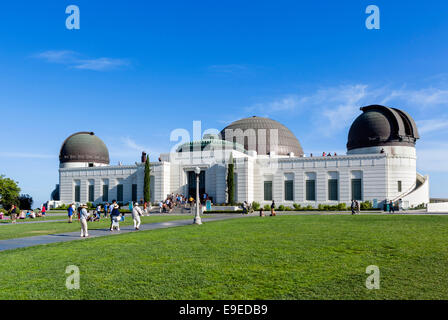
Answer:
[220,116,304,156]
[59,132,110,164]
[347,105,420,151]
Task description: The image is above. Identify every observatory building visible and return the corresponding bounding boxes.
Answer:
[54,105,429,209]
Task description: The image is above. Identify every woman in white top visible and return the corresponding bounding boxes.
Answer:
[80,204,89,237]
[132,202,144,230]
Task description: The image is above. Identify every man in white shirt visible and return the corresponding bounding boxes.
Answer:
[132,202,144,230]
[80,204,89,237]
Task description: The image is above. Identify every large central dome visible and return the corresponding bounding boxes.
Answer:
[220,116,304,156]
[59,132,110,165]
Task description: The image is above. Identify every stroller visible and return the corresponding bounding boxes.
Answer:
[111,214,121,230]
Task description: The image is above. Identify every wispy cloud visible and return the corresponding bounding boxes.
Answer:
[381,87,448,107]
[108,137,163,163]
[74,57,130,71]
[418,147,448,172]
[34,50,130,71]
[0,152,55,159]
[208,64,249,74]
[417,118,448,135]
[246,84,448,136]
[35,50,78,64]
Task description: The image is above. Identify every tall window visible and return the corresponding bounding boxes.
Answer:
[264,181,273,201]
[74,185,81,202]
[132,184,137,202]
[328,179,339,201]
[306,180,316,201]
[117,184,123,202]
[398,181,402,193]
[284,180,293,201]
[102,184,109,202]
[351,179,362,200]
[88,184,94,202]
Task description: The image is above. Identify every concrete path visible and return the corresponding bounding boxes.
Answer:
[0,214,250,252]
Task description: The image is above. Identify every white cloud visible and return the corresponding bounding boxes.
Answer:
[35,50,78,64]
[417,118,448,135]
[208,64,249,74]
[35,50,130,71]
[418,147,448,173]
[0,152,55,159]
[74,58,130,71]
[246,84,448,137]
[381,87,448,107]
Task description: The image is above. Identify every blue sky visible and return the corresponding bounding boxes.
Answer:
[0,0,447,206]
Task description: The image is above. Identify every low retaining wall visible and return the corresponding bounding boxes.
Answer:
[427,202,448,213]
[209,206,241,212]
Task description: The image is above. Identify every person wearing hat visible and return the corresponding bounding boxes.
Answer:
[110,203,121,231]
[132,202,144,230]
[79,204,89,237]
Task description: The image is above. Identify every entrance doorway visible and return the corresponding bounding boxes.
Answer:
[187,170,205,199]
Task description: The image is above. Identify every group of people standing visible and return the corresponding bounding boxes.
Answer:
[73,200,145,238]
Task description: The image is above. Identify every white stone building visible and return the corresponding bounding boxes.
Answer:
[54,105,430,209]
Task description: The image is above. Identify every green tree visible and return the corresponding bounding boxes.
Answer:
[19,194,33,210]
[144,157,151,203]
[227,154,235,205]
[0,175,21,209]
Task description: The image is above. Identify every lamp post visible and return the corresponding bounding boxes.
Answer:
[193,166,202,225]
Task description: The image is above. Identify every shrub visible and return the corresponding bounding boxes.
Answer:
[252,202,260,211]
[305,205,313,210]
[293,203,301,210]
[263,204,271,211]
[278,205,285,211]
[285,206,293,211]
[360,201,373,210]
[337,203,347,211]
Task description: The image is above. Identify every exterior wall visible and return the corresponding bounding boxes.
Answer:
[427,202,448,213]
[255,154,388,207]
[385,154,417,202]
[401,174,430,208]
[58,147,426,209]
[59,163,161,204]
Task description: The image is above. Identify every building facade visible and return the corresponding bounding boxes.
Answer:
[55,105,430,209]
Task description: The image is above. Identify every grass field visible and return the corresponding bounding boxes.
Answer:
[0,215,202,240]
[0,214,447,300]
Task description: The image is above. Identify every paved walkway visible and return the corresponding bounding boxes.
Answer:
[0,214,250,252]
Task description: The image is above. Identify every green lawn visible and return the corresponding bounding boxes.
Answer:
[0,215,201,240]
[0,215,447,300]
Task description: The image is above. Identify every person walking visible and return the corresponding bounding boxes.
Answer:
[270,200,276,216]
[96,204,102,219]
[132,202,144,230]
[389,200,395,214]
[356,200,361,214]
[110,203,120,231]
[41,204,46,216]
[9,205,18,223]
[351,200,356,215]
[79,204,89,237]
[104,203,109,218]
